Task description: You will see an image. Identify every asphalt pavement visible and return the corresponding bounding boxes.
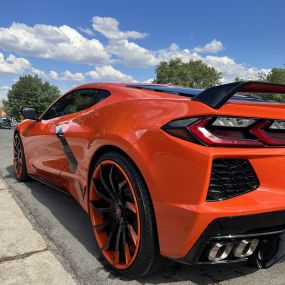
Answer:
[0,128,284,285]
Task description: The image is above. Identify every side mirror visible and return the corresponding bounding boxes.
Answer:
[20,107,39,121]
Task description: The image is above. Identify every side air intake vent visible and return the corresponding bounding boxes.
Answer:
[207,159,259,201]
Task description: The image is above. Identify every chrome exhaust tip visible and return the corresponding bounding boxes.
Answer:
[233,239,259,258]
[207,241,234,262]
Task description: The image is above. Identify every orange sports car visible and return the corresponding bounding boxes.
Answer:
[14,81,285,278]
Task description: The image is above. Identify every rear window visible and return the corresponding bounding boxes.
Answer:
[128,84,202,97]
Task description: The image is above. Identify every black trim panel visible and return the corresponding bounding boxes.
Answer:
[79,182,86,200]
[207,159,259,201]
[56,125,78,173]
[29,174,70,196]
[127,84,201,97]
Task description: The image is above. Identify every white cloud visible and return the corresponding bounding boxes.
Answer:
[48,70,59,80]
[107,40,158,68]
[92,17,147,41]
[156,43,201,63]
[0,53,31,73]
[61,70,85,81]
[0,53,81,83]
[31,68,47,79]
[92,17,153,68]
[193,39,224,54]
[0,22,110,64]
[46,65,135,82]
[0,20,147,68]
[143,78,154,83]
[204,55,270,82]
[78,27,94,36]
[0,85,10,100]
[86,65,135,82]
[47,70,85,82]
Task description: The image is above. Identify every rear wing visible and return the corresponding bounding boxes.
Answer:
[192,81,285,109]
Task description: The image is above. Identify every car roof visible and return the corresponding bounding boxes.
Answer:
[67,82,275,103]
[69,82,203,98]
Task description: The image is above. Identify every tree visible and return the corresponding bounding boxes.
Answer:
[3,75,60,121]
[265,68,285,84]
[153,58,222,89]
[234,77,243,82]
[260,67,285,103]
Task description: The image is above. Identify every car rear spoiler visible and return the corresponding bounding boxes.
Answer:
[192,81,285,109]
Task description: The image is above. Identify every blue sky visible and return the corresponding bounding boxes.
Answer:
[0,0,284,100]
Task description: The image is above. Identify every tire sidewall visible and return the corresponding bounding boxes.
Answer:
[89,151,158,278]
[14,133,28,182]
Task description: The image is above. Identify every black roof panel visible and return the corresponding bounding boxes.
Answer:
[128,84,202,97]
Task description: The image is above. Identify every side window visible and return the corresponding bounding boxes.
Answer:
[42,92,75,120]
[74,89,110,112]
[41,89,110,120]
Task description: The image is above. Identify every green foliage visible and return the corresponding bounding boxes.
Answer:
[153,58,222,89]
[266,68,285,84]
[234,77,243,82]
[261,68,285,103]
[3,75,60,121]
[234,68,285,103]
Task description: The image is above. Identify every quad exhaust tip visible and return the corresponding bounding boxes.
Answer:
[233,239,259,258]
[207,239,259,262]
[207,241,234,262]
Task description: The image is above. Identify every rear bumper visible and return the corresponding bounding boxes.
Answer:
[176,210,285,266]
[152,189,285,259]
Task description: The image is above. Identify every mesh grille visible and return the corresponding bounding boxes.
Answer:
[207,159,259,201]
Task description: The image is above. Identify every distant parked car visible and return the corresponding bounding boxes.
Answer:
[0,117,12,129]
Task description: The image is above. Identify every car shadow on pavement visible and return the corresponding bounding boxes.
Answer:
[4,164,285,284]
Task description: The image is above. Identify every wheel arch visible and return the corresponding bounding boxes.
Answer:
[87,145,126,188]
[13,127,21,138]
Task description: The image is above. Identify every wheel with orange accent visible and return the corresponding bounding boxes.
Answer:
[89,151,164,278]
[13,133,28,182]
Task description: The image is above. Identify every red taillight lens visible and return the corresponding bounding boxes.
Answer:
[188,117,263,147]
[162,116,285,147]
[252,120,285,145]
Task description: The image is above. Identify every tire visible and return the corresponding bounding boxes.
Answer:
[13,133,29,182]
[89,151,168,278]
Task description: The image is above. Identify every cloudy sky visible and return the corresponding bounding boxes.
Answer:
[0,0,284,100]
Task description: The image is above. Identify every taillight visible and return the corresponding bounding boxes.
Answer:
[189,117,262,147]
[162,116,285,147]
[252,120,285,146]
